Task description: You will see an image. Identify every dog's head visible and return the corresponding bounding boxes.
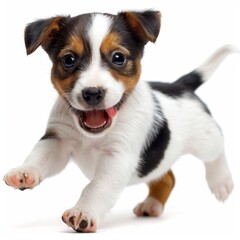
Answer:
[25,10,161,137]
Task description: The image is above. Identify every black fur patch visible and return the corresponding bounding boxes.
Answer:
[148,71,211,115]
[148,81,185,98]
[174,71,202,92]
[148,71,202,98]
[137,96,170,177]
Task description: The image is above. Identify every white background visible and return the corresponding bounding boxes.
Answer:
[1,0,240,239]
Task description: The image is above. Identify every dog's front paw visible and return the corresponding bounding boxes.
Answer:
[134,196,164,217]
[4,167,42,190]
[62,208,97,233]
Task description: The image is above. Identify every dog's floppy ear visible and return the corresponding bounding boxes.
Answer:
[24,16,69,55]
[119,10,161,44]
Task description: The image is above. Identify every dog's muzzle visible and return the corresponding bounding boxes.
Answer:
[69,88,125,134]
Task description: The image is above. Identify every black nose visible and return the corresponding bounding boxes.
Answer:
[82,87,105,106]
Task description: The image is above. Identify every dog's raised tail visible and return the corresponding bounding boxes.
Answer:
[175,45,239,92]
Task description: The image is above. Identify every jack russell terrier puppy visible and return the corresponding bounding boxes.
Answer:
[4,10,235,233]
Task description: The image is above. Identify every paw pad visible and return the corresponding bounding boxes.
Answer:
[62,209,97,233]
[4,168,41,190]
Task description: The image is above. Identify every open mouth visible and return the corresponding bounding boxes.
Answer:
[71,106,117,133]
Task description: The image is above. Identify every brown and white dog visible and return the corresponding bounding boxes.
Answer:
[4,10,235,233]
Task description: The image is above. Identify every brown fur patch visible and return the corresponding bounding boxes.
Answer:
[51,68,79,97]
[124,12,160,43]
[124,12,148,41]
[43,17,62,45]
[51,35,85,96]
[148,170,175,205]
[26,17,63,55]
[101,32,141,92]
[101,32,130,56]
[58,35,84,58]
[109,58,141,92]
[69,35,84,54]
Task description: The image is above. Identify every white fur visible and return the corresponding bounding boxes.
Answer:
[196,45,239,81]
[70,14,125,111]
[4,45,234,230]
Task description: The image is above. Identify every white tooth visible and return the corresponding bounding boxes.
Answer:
[84,120,107,129]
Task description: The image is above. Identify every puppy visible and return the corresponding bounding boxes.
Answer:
[4,10,234,233]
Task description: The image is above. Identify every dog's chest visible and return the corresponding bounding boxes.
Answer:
[71,141,101,180]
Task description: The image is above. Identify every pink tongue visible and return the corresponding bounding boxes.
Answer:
[83,107,117,129]
[105,107,117,118]
[84,110,107,129]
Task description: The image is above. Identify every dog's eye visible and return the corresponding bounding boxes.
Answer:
[62,54,75,69]
[112,52,126,66]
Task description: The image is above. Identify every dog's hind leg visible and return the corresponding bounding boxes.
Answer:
[204,150,234,201]
[134,170,175,217]
[189,117,234,202]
